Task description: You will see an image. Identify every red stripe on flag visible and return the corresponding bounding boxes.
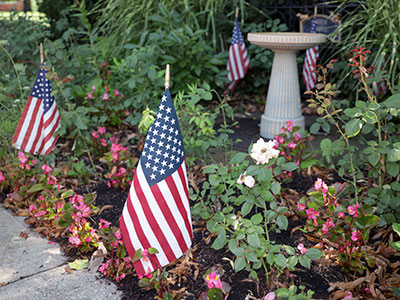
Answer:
[20,99,42,151]
[29,119,44,155]
[165,174,192,239]
[12,96,34,145]
[133,174,176,263]
[150,183,188,254]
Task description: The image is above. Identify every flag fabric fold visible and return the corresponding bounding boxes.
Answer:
[302,17,319,91]
[12,64,60,155]
[227,18,250,90]
[120,88,193,277]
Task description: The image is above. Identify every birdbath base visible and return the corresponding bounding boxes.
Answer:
[260,51,304,139]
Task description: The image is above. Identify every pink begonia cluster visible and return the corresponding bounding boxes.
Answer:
[137,248,153,280]
[107,167,127,188]
[92,126,108,147]
[67,193,99,248]
[110,139,127,163]
[0,171,5,182]
[205,271,222,289]
[297,243,308,255]
[18,152,37,170]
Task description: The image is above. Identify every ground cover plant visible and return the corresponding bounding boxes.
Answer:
[1,1,400,300]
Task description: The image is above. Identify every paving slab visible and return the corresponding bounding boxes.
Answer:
[0,205,122,299]
[0,205,65,284]
[0,265,122,300]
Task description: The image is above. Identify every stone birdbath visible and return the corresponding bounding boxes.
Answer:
[247,32,326,139]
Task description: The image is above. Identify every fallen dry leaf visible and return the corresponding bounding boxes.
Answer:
[19,231,29,239]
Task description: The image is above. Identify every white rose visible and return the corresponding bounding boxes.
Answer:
[250,138,279,165]
[243,175,255,188]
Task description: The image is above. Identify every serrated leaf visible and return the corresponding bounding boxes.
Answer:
[299,255,310,269]
[247,233,260,248]
[250,213,263,225]
[388,149,400,162]
[277,215,288,230]
[282,162,298,172]
[274,254,287,268]
[345,119,362,137]
[241,202,253,217]
[305,248,323,260]
[368,152,380,166]
[212,227,227,250]
[234,257,246,272]
[230,152,248,164]
[271,182,281,195]
[284,245,295,255]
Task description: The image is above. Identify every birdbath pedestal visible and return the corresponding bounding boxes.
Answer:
[247,32,326,139]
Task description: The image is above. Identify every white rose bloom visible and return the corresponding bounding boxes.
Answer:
[243,175,255,188]
[250,138,280,165]
[237,173,246,184]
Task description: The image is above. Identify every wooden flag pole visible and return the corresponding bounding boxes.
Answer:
[314,6,317,17]
[165,64,170,90]
[235,7,239,19]
[40,43,44,64]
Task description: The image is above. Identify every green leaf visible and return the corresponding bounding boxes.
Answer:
[393,223,400,235]
[389,241,400,251]
[284,245,295,256]
[271,182,281,195]
[228,240,245,256]
[355,215,379,229]
[386,162,400,177]
[211,228,227,250]
[388,149,400,162]
[299,255,311,269]
[208,174,219,187]
[282,162,298,172]
[368,152,380,166]
[383,94,400,108]
[247,233,260,248]
[305,248,323,260]
[230,152,248,164]
[320,138,332,156]
[68,259,88,270]
[345,119,362,137]
[241,202,253,217]
[250,213,263,225]
[276,215,288,230]
[274,254,287,268]
[245,251,258,262]
[362,110,378,124]
[27,183,45,193]
[234,257,246,272]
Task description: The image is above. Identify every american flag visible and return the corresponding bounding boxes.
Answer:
[302,17,319,91]
[120,88,193,277]
[12,64,60,155]
[227,18,250,90]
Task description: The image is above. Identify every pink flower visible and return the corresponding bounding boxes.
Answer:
[205,271,222,289]
[119,167,126,175]
[0,171,4,182]
[142,249,149,262]
[105,85,109,92]
[347,205,358,217]
[98,127,106,134]
[57,202,64,210]
[264,292,276,300]
[92,85,96,92]
[322,223,329,234]
[297,243,307,255]
[100,139,107,147]
[102,62,107,67]
[287,141,297,150]
[297,201,306,211]
[276,136,285,144]
[309,136,314,141]
[115,230,122,240]
[114,90,119,97]
[42,164,52,174]
[351,230,360,241]
[87,92,92,99]
[29,204,37,213]
[125,110,130,116]
[102,93,109,100]
[99,260,110,274]
[116,273,126,282]
[286,120,294,132]
[306,208,320,226]
[31,160,37,166]
[294,133,301,141]
[47,175,58,185]
[99,219,111,229]
[338,212,345,218]
[145,267,153,279]
[343,291,353,299]
[92,131,99,139]
[85,236,92,243]
[34,210,46,218]
[112,152,118,162]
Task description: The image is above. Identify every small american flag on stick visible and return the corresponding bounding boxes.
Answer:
[227,16,250,90]
[302,16,319,91]
[120,81,193,277]
[12,64,60,155]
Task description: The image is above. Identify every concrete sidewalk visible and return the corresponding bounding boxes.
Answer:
[0,205,122,300]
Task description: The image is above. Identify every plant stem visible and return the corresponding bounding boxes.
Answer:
[1,45,24,102]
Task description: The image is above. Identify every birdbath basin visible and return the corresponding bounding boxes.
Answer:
[247,32,326,139]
